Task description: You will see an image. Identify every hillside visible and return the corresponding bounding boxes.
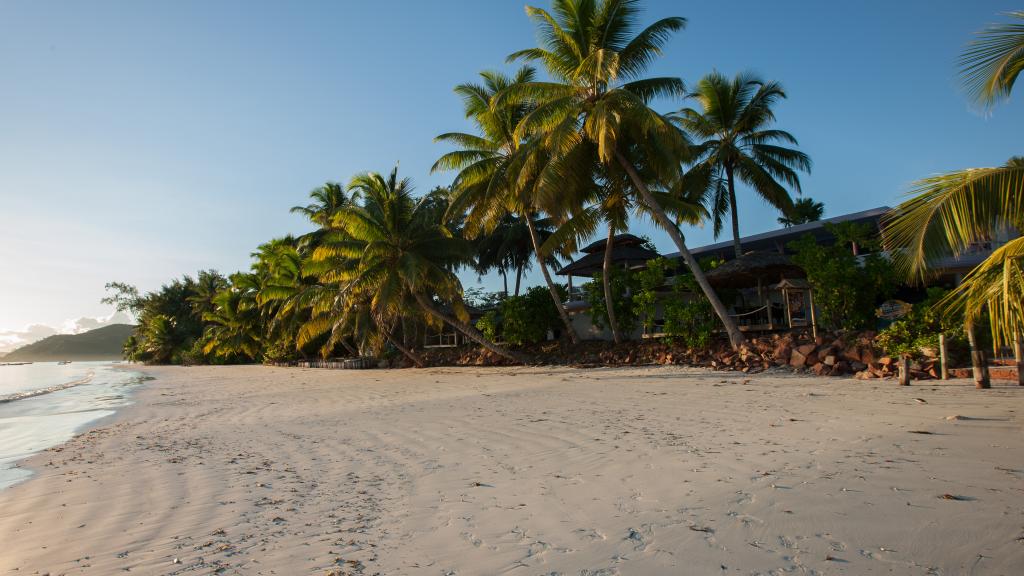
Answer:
[3,324,134,362]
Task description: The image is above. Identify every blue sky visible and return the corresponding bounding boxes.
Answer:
[1,0,1022,337]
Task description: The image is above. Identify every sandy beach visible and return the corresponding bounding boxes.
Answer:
[1,365,1022,575]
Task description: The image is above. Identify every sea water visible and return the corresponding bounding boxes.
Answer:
[0,361,145,490]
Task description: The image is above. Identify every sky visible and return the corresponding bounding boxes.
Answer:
[1,0,1022,349]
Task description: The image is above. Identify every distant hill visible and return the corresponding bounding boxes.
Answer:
[3,324,134,362]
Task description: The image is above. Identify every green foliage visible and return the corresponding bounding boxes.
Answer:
[475,311,500,342]
[633,257,669,332]
[876,288,966,359]
[662,276,718,349]
[789,223,896,331]
[585,267,639,337]
[476,285,566,346]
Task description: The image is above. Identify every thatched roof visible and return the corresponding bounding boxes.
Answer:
[556,244,660,277]
[579,233,648,254]
[705,251,805,288]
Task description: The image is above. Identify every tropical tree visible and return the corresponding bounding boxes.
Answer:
[505,0,747,349]
[778,197,824,227]
[883,12,1024,351]
[543,162,705,343]
[434,67,581,343]
[673,71,811,257]
[309,166,525,363]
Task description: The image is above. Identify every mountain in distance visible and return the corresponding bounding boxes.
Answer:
[3,324,134,362]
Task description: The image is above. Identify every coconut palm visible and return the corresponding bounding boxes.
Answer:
[673,72,811,257]
[778,197,825,227]
[505,0,747,349]
[960,11,1024,109]
[311,166,525,363]
[883,12,1024,351]
[543,160,705,343]
[434,67,581,343]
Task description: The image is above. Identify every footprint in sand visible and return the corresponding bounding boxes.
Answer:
[574,527,607,541]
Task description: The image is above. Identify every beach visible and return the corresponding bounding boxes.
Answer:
[1,365,1022,575]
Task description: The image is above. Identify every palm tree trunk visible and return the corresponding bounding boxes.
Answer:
[413,292,527,364]
[603,222,622,343]
[384,329,423,368]
[502,269,509,298]
[967,320,990,389]
[514,264,523,296]
[726,164,742,259]
[614,150,747,350]
[523,211,580,344]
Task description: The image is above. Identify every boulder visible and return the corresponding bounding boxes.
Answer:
[789,350,808,367]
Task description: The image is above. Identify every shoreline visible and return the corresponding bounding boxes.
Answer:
[1,365,1022,574]
[0,363,147,491]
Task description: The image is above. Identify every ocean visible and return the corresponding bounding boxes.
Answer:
[0,361,146,490]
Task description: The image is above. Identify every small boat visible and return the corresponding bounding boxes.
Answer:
[57,360,72,365]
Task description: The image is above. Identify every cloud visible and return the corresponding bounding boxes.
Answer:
[0,312,133,355]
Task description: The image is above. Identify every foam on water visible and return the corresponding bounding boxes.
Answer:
[0,362,146,490]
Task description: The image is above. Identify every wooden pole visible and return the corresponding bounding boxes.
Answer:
[898,356,911,386]
[967,321,990,389]
[808,288,818,339]
[1015,333,1023,386]
[938,333,949,380]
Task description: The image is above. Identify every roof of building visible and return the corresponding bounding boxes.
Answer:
[665,206,892,261]
[579,233,649,254]
[556,243,661,276]
[705,251,805,288]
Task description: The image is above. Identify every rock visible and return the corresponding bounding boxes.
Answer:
[823,355,837,366]
[805,351,821,366]
[813,363,829,375]
[796,343,816,356]
[850,361,867,372]
[789,350,807,368]
[841,345,862,363]
[879,356,894,366]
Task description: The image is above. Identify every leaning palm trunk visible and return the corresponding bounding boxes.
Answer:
[603,222,622,343]
[412,292,528,364]
[382,326,423,368]
[726,165,743,259]
[614,151,747,350]
[524,211,580,344]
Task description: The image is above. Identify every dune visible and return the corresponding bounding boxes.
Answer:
[1,365,1022,574]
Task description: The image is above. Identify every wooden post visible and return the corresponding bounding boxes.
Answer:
[807,288,818,339]
[938,333,949,380]
[967,321,990,389]
[1015,334,1023,386]
[898,356,911,386]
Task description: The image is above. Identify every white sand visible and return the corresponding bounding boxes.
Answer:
[1,365,1022,575]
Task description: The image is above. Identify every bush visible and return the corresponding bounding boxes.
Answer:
[585,266,639,337]
[876,288,966,359]
[789,222,896,331]
[631,257,719,348]
[474,285,565,346]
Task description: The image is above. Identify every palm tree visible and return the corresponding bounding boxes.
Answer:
[778,197,824,227]
[673,71,811,257]
[472,213,556,297]
[883,12,1024,351]
[505,0,747,349]
[960,11,1024,110]
[544,161,705,343]
[433,67,581,343]
[311,166,525,363]
[291,182,350,228]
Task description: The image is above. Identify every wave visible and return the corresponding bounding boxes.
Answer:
[0,372,95,404]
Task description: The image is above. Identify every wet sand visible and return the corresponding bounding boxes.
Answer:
[1,365,1022,575]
